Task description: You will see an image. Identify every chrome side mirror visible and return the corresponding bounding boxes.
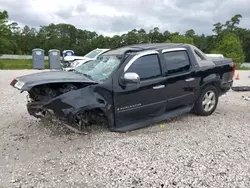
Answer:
[120,72,140,86]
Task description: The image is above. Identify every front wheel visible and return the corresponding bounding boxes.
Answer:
[193,85,219,116]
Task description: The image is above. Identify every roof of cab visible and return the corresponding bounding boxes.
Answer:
[104,43,191,55]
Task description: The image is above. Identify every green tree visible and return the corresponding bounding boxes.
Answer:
[148,27,164,43]
[185,29,195,38]
[0,10,14,53]
[224,14,242,32]
[236,28,250,62]
[212,22,223,35]
[212,33,245,64]
[165,35,194,44]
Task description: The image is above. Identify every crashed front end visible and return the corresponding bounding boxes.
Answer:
[26,94,73,121]
[10,78,110,133]
[26,94,84,133]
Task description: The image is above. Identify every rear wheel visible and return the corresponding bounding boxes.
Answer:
[193,85,218,116]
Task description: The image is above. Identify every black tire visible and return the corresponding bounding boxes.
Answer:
[193,85,219,116]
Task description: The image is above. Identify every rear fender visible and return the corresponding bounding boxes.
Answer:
[194,74,221,99]
[200,74,221,89]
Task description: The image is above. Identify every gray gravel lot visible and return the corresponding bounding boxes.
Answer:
[0,70,250,188]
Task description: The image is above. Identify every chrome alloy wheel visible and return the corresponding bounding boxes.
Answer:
[202,90,216,112]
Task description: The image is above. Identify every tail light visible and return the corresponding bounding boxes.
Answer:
[232,63,236,78]
[10,78,17,86]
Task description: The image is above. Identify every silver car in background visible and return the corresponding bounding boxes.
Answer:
[63,48,110,71]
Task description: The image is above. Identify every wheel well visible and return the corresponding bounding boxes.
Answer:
[194,81,220,101]
[84,108,110,127]
[68,107,111,133]
[202,81,220,93]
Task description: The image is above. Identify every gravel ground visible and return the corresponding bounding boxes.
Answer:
[0,70,250,188]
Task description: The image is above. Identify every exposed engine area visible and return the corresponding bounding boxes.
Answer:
[26,83,83,119]
[27,82,88,103]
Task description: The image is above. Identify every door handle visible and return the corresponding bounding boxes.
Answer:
[185,78,195,82]
[153,85,165,89]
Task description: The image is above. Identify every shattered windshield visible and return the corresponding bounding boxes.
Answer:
[84,49,103,59]
[74,55,122,81]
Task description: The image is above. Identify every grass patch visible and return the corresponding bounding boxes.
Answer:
[0,59,49,69]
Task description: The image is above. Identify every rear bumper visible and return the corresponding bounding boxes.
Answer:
[219,80,233,96]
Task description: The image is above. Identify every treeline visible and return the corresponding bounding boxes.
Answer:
[1,10,250,63]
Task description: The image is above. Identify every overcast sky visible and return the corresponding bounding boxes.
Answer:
[1,0,250,36]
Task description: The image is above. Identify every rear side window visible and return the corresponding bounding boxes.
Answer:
[126,54,162,80]
[163,51,191,75]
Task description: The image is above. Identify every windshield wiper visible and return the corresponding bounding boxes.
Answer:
[72,69,93,80]
[82,73,93,80]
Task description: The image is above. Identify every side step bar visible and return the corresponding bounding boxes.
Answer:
[111,105,193,132]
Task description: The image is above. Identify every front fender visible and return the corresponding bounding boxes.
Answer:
[43,86,110,121]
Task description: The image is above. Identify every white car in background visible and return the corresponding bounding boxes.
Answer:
[63,48,110,71]
[205,54,224,59]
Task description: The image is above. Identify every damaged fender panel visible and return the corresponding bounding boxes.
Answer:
[42,86,113,125]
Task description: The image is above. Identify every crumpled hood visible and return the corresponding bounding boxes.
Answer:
[11,70,97,91]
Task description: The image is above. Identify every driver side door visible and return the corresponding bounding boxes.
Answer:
[113,52,167,128]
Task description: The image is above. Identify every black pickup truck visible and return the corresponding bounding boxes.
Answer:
[10,43,234,133]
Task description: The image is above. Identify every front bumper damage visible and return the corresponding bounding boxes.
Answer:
[25,85,111,134]
[26,100,88,134]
